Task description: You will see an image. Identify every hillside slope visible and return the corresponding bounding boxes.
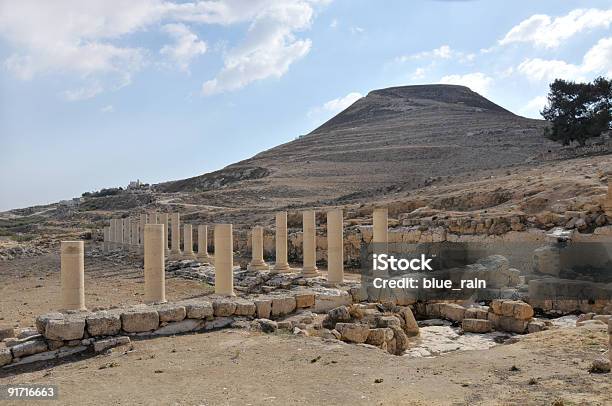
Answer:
[157,84,554,208]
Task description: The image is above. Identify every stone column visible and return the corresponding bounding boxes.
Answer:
[327,209,344,283]
[609,319,611,363]
[273,211,290,272]
[302,210,320,277]
[197,225,210,263]
[144,224,166,303]
[103,226,110,252]
[149,211,158,224]
[108,221,114,249]
[214,224,235,296]
[123,218,130,249]
[112,219,120,248]
[183,224,196,260]
[139,214,147,245]
[117,218,125,249]
[373,207,388,246]
[130,220,139,252]
[170,213,181,260]
[159,213,169,253]
[60,241,86,310]
[248,226,269,271]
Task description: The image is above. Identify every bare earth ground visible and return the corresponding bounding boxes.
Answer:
[0,252,610,405]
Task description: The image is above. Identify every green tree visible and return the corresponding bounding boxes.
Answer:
[541,77,611,145]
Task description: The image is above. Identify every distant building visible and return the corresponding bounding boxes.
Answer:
[59,197,81,207]
[127,179,142,189]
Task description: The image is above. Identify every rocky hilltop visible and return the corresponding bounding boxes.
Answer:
[157,84,553,208]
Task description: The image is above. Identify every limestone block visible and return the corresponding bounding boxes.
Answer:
[86,311,121,337]
[204,317,234,330]
[593,315,612,324]
[496,300,534,320]
[254,299,272,319]
[154,319,205,335]
[294,292,315,308]
[0,347,12,367]
[313,289,352,313]
[527,320,547,333]
[390,326,409,354]
[496,316,528,334]
[465,308,489,320]
[213,299,237,317]
[335,323,370,343]
[253,319,278,333]
[271,296,297,318]
[185,302,213,319]
[398,307,419,336]
[234,300,256,317]
[366,328,393,346]
[462,318,493,333]
[377,315,401,328]
[121,308,160,333]
[10,339,48,358]
[93,336,131,352]
[156,304,186,322]
[45,315,86,341]
[439,303,466,322]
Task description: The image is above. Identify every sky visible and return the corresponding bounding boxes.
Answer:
[1,0,611,211]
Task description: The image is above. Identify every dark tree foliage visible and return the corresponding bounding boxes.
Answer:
[541,77,612,145]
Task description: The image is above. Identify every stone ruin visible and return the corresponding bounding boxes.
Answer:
[1,205,610,373]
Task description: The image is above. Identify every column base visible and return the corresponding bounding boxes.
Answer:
[197,254,211,264]
[272,262,291,273]
[247,262,269,271]
[169,250,182,261]
[301,266,321,278]
[182,251,197,261]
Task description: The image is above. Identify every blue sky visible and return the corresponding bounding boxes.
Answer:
[1,0,611,211]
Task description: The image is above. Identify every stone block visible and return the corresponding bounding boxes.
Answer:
[335,323,370,343]
[271,296,296,318]
[349,287,367,303]
[462,318,493,333]
[154,319,205,335]
[10,339,48,358]
[496,316,528,334]
[185,302,213,319]
[45,316,86,341]
[314,289,352,313]
[86,311,121,337]
[121,308,159,333]
[35,312,64,335]
[0,347,12,367]
[234,300,256,317]
[204,317,234,330]
[156,305,186,322]
[390,326,409,355]
[376,316,401,328]
[439,303,466,322]
[254,299,272,319]
[93,336,131,353]
[366,328,393,346]
[527,320,547,333]
[294,292,315,308]
[253,319,278,333]
[213,299,237,317]
[398,307,419,336]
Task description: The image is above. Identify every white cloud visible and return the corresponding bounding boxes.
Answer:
[330,18,338,28]
[500,8,612,48]
[100,105,115,113]
[308,91,363,119]
[0,0,329,99]
[396,44,475,64]
[438,72,493,95]
[517,37,612,82]
[350,26,365,34]
[201,1,317,95]
[62,83,104,101]
[411,67,426,80]
[160,23,207,72]
[322,92,363,112]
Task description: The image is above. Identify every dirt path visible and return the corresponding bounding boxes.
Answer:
[0,253,610,405]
